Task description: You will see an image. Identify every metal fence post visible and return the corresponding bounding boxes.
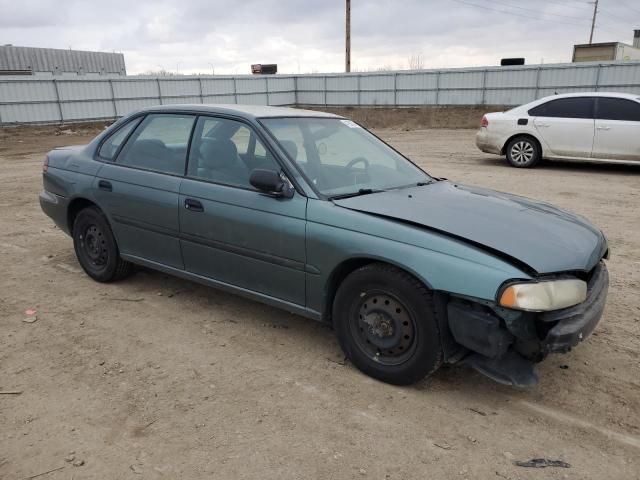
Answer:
[393,72,398,106]
[265,77,270,105]
[156,78,162,105]
[595,64,602,92]
[356,74,361,106]
[198,77,204,104]
[233,77,238,104]
[481,68,487,105]
[435,71,440,106]
[323,75,327,107]
[108,79,117,118]
[534,67,541,100]
[293,76,298,106]
[53,79,64,123]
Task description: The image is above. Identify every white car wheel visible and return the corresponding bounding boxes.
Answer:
[506,137,541,168]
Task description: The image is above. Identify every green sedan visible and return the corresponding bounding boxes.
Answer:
[40,105,609,387]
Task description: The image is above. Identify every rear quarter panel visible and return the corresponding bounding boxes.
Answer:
[42,147,103,233]
[485,112,544,154]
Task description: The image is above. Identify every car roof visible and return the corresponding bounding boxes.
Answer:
[507,91,640,113]
[140,103,344,120]
[534,91,640,102]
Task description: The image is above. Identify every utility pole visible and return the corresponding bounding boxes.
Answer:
[589,0,599,44]
[345,0,351,72]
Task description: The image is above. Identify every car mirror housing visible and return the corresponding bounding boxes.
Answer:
[249,169,294,198]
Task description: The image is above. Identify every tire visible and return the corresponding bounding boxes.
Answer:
[505,136,541,168]
[72,206,132,282]
[333,263,442,385]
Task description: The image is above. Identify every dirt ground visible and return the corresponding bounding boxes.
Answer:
[1,123,639,480]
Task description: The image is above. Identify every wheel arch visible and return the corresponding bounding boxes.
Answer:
[67,197,101,232]
[323,256,433,324]
[501,132,544,156]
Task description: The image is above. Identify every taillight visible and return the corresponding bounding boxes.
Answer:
[480,115,489,128]
[43,155,49,173]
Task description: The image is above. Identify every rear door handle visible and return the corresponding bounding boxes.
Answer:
[184,198,204,212]
[596,126,611,130]
[537,123,551,128]
[98,180,112,192]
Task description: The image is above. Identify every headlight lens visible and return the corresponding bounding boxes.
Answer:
[499,279,587,311]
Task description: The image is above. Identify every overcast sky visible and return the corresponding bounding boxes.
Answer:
[1,0,639,75]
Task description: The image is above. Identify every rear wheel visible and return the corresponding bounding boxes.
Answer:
[72,207,132,282]
[506,136,541,168]
[333,263,442,385]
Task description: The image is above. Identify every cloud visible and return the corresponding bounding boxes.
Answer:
[0,0,636,74]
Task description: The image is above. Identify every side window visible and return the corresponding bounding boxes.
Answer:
[187,117,280,188]
[597,98,640,122]
[229,124,270,163]
[97,118,141,160]
[528,97,594,119]
[116,114,195,175]
[269,125,307,162]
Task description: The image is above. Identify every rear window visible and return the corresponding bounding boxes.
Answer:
[98,118,141,160]
[596,97,640,122]
[116,114,196,175]
[528,97,594,119]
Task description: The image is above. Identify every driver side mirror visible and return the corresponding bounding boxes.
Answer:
[249,169,294,198]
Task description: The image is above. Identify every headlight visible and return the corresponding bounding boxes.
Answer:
[499,279,587,311]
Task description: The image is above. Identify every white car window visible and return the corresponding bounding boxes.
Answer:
[596,98,640,122]
[528,97,594,119]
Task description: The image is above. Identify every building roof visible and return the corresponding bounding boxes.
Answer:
[573,41,639,49]
[141,104,343,119]
[0,45,126,74]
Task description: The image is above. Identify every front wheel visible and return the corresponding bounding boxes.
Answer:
[505,136,541,168]
[333,263,442,385]
[72,206,132,282]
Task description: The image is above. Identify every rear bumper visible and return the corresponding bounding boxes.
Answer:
[39,190,70,235]
[475,130,502,155]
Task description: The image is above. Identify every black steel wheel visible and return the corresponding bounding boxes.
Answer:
[78,224,109,269]
[72,206,132,282]
[333,263,442,385]
[352,291,417,366]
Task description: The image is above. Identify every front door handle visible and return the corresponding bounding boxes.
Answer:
[184,198,204,212]
[98,180,112,192]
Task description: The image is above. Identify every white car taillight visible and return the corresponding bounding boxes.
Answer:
[480,115,489,128]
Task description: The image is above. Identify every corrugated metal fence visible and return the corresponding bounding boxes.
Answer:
[2,61,640,124]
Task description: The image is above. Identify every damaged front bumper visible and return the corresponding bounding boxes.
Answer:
[442,262,609,386]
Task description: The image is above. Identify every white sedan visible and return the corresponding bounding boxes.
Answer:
[476,92,640,168]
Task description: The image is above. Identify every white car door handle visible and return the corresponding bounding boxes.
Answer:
[596,126,610,130]
[537,123,551,128]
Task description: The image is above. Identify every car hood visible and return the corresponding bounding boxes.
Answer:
[333,181,607,275]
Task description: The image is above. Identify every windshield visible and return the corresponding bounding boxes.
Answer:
[260,117,431,197]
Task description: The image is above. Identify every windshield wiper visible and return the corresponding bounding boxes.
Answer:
[417,179,440,186]
[329,188,384,200]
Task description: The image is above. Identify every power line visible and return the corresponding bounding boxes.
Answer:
[496,0,591,7]
[598,9,634,25]
[615,0,640,16]
[487,0,592,21]
[449,0,590,27]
